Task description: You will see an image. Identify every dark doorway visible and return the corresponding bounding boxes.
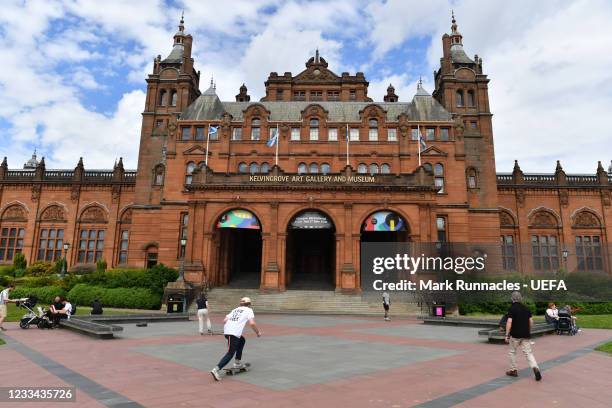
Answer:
[286,211,335,290]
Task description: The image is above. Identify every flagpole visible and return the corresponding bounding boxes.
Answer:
[346,123,349,166]
[205,124,211,167]
[417,124,421,167]
[275,124,279,166]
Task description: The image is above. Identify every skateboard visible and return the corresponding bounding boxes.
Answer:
[223,363,251,376]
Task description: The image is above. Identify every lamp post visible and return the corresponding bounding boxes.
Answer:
[61,242,70,278]
[562,248,569,272]
[178,238,187,281]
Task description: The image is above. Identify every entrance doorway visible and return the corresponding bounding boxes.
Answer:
[215,209,262,288]
[286,210,335,290]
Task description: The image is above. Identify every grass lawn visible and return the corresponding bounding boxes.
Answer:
[4,303,156,322]
[595,341,612,355]
[464,313,612,329]
[0,338,5,346]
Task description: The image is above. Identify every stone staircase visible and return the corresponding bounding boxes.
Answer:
[197,289,423,316]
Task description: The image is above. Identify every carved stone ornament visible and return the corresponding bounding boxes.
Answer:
[1,205,27,222]
[31,185,41,202]
[602,191,611,207]
[516,190,525,207]
[121,208,133,224]
[499,211,514,227]
[530,211,557,228]
[573,211,600,228]
[41,205,65,222]
[80,206,107,223]
[559,190,569,207]
[71,186,80,202]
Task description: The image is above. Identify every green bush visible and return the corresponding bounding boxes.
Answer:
[13,253,27,270]
[19,276,60,288]
[96,259,107,272]
[0,275,10,287]
[67,284,160,309]
[0,265,15,277]
[11,286,66,304]
[14,268,26,278]
[25,261,55,277]
[69,264,96,275]
[78,264,178,295]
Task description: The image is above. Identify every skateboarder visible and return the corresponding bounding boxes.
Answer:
[382,291,391,321]
[210,297,261,381]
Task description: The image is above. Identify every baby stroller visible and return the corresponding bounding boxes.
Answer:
[557,308,578,335]
[16,296,52,329]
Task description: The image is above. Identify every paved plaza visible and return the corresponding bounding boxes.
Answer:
[1,314,611,407]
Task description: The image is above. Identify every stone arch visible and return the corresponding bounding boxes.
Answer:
[499,208,517,228]
[119,207,133,224]
[243,103,271,121]
[209,206,264,234]
[528,207,560,228]
[358,207,412,235]
[39,203,68,222]
[282,205,339,234]
[79,204,108,224]
[571,208,602,228]
[1,203,28,222]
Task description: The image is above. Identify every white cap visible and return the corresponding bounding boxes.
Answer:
[240,297,252,304]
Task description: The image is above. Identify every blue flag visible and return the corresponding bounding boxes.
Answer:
[419,134,427,151]
[266,128,278,147]
[208,126,218,136]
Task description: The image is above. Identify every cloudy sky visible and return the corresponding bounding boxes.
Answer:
[0,0,611,173]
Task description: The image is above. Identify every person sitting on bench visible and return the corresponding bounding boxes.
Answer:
[545,303,559,328]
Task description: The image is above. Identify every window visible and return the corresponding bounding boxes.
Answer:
[249,162,259,174]
[170,90,177,106]
[310,91,323,101]
[436,217,447,242]
[368,119,378,141]
[467,168,478,189]
[309,163,319,174]
[298,162,307,174]
[387,128,397,141]
[251,118,261,140]
[456,90,464,107]
[154,165,164,186]
[209,125,219,140]
[269,127,277,140]
[146,250,158,269]
[181,127,191,140]
[158,89,166,106]
[575,236,603,271]
[276,89,283,101]
[327,91,340,101]
[499,235,516,271]
[423,163,433,173]
[467,90,475,107]
[291,127,301,141]
[321,163,331,174]
[381,163,391,174]
[232,128,242,140]
[179,213,188,258]
[238,162,248,173]
[185,161,196,184]
[349,89,356,100]
[77,229,105,263]
[0,227,25,261]
[309,119,319,141]
[440,128,449,141]
[350,128,359,141]
[531,235,559,271]
[293,90,306,101]
[434,163,445,193]
[411,128,420,140]
[260,162,270,173]
[118,230,129,264]
[471,121,477,129]
[195,127,205,141]
[155,119,164,128]
[37,228,64,261]
[357,163,367,174]
[369,163,379,175]
[328,128,338,141]
[426,127,435,141]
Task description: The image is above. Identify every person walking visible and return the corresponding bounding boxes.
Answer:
[196,294,212,335]
[382,291,391,321]
[505,291,542,381]
[0,283,16,331]
[210,297,261,381]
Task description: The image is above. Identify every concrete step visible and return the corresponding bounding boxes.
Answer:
[197,289,423,316]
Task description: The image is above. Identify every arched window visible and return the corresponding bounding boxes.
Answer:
[369,163,379,175]
[381,163,391,174]
[251,118,261,140]
[260,162,270,174]
[158,89,166,106]
[357,163,367,174]
[321,163,331,175]
[467,90,475,107]
[456,90,464,107]
[249,162,259,174]
[434,163,444,193]
[466,167,478,189]
[77,206,108,264]
[0,204,27,262]
[298,162,307,174]
[309,163,319,174]
[170,89,177,106]
[309,118,319,141]
[185,161,196,184]
[368,119,378,141]
[423,163,433,173]
[238,162,248,173]
[153,164,164,186]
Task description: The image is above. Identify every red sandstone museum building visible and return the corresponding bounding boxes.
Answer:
[1,17,611,291]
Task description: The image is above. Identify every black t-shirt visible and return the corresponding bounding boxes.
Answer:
[196,298,207,309]
[507,302,532,339]
[91,301,103,314]
[53,302,64,313]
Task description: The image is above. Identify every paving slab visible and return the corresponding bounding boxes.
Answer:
[352,323,485,343]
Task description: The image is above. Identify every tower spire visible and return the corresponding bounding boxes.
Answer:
[179,10,185,32]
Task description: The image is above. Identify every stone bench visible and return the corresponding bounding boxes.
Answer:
[59,318,123,339]
[59,313,190,339]
[420,316,500,328]
[479,323,556,343]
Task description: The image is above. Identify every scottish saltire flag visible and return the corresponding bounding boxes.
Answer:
[208,126,218,136]
[419,134,427,151]
[266,128,278,147]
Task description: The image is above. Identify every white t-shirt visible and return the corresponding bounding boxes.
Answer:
[382,292,390,305]
[223,306,255,337]
[546,308,558,320]
[0,288,10,305]
[63,302,73,315]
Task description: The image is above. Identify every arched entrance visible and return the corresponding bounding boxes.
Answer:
[286,210,335,290]
[361,210,409,242]
[215,209,262,288]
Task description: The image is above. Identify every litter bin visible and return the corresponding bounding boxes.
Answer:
[167,294,185,313]
[432,302,446,317]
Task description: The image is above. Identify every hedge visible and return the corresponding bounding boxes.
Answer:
[77,264,178,295]
[67,284,161,309]
[11,286,66,304]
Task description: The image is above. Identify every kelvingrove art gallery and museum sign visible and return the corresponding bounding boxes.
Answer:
[248,174,376,184]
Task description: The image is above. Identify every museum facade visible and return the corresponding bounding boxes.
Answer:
[1,16,611,291]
